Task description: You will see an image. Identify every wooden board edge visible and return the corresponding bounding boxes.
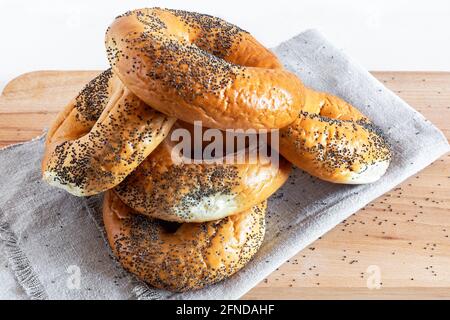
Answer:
[1,70,102,97]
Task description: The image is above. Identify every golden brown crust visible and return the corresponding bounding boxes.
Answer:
[279,89,391,184]
[103,190,266,291]
[42,69,176,196]
[114,122,291,222]
[105,8,305,130]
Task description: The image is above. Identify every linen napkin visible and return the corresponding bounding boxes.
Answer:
[0,29,449,300]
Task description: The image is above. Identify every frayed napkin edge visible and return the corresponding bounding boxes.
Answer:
[0,212,48,300]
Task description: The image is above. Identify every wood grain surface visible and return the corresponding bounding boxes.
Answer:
[0,71,449,299]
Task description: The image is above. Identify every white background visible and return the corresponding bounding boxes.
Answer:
[1,0,450,91]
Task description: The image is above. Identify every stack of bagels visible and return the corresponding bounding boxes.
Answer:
[41,8,391,292]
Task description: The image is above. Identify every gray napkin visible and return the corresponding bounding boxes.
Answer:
[1,29,449,300]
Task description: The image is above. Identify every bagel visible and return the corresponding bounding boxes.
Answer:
[103,190,266,291]
[106,8,391,184]
[279,89,391,184]
[42,69,176,196]
[114,122,291,222]
[105,7,306,130]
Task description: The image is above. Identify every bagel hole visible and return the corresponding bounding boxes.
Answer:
[157,219,183,233]
[173,121,273,163]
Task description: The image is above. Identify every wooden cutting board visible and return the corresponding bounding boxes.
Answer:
[1,71,449,299]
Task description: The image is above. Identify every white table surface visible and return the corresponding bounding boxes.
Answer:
[1,0,449,91]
